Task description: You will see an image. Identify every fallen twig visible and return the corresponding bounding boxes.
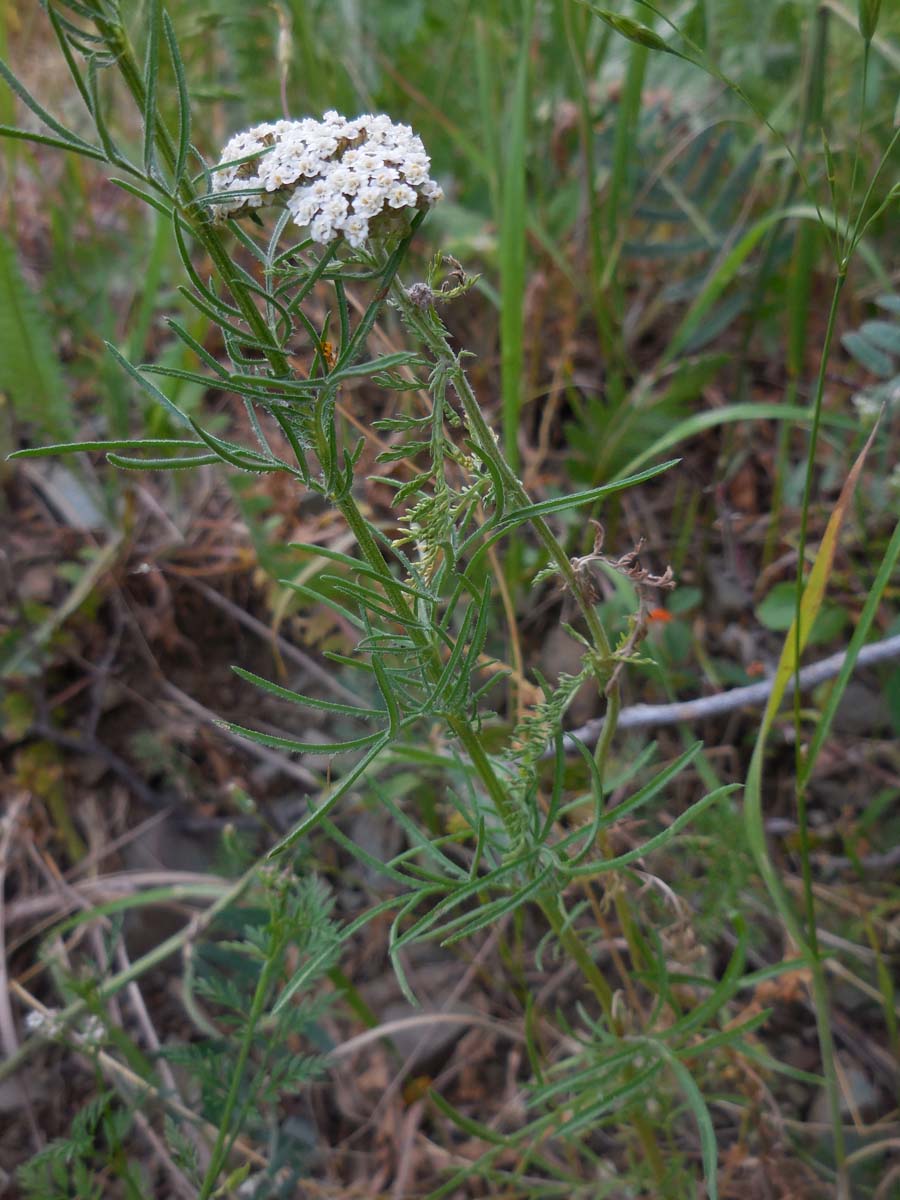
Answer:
[563,633,900,751]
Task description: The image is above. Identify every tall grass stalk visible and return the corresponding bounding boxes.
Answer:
[499,4,532,475]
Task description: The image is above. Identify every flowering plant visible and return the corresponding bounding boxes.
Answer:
[0,6,765,1198]
[212,111,443,247]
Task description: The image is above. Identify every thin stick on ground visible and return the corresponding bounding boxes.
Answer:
[563,631,900,750]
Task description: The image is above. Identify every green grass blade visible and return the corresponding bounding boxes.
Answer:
[0,231,71,438]
[499,1,533,473]
[801,514,900,785]
[106,452,220,469]
[643,1039,719,1199]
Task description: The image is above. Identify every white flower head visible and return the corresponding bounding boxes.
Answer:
[342,214,370,249]
[310,214,335,244]
[354,186,386,219]
[24,1008,63,1039]
[385,182,417,209]
[212,112,443,247]
[323,193,349,222]
[74,1015,106,1048]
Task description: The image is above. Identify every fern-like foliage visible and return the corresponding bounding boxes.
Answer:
[0,231,71,439]
[17,1091,128,1199]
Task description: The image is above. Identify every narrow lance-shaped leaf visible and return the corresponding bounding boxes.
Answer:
[162,11,191,187]
[499,6,531,473]
[764,418,882,731]
[802,514,900,785]
[577,3,683,55]
[859,0,883,43]
[231,667,383,719]
[105,341,191,427]
[8,438,204,460]
[222,721,385,757]
[565,784,739,877]
[0,57,98,152]
[107,452,221,470]
[142,0,161,176]
[744,417,882,951]
[639,1039,719,1200]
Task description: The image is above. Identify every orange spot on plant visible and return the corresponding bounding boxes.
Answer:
[648,607,672,623]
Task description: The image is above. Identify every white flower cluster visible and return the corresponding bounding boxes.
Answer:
[212,111,443,249]
[25,1008,60,1036]
[23,1007,106,1047]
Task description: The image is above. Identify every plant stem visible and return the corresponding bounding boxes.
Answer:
[792,267,847,1185]
[196,947,282,1199]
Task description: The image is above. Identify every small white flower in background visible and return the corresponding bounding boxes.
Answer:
[24,1008,63,1039]
[74,1015,106,1048]
[212,112,443,249]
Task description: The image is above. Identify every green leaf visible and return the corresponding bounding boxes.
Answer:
[8,438,203,460]
[0,56,98,153]
[566,783,738,877]
[330,351,425,382]
[503,459,678,523]
[613,401,854,482]
[642,1039,719,1199]
[0,124,105,161]
[663,205,876,366]
[142,0,161,176]
[858,0,883,42]
[105,341,191,427]
[162,12,191,187]
[224,719,385,757]
[106,452,220,470]
[858,320,900,357]
[231,666,383,719]
[563,742,704,863]
[579,4,681,54]
[499,6,531,473]
[842,329,894,377]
